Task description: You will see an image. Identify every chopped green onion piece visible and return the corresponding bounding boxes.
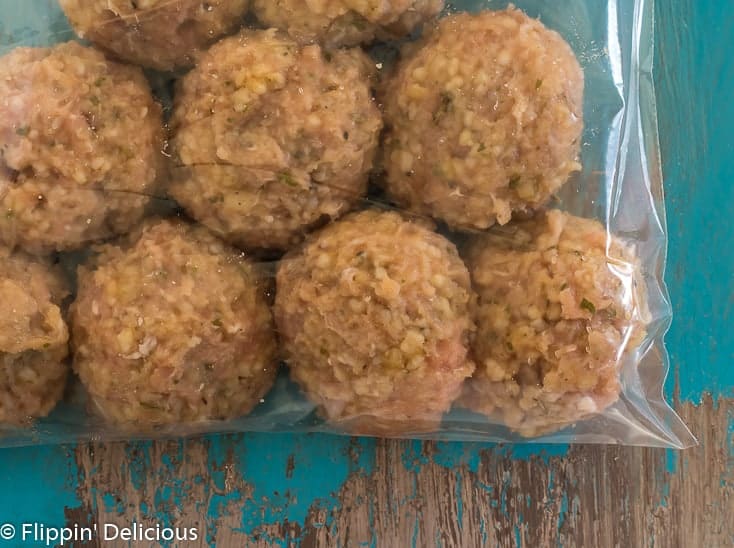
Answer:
[580,298,596,314]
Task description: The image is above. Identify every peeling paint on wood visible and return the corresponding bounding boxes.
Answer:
[63,399,732,547]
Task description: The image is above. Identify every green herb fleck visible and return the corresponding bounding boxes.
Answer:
[4,210,13,219]
[94,76,106,86]
[15,126,29,136]
[343,131,349,141]
[508,174,521,188]
[90,95,100,106]
[140,402,161,410]
[324,51,333,62]
[505,341,514,352]
[580,298,596,314]
[353,18,367,31]
[560,283,568,291]
[212,318,223,328]
[478,142,486,152]
[535,79,543,90]
[601,307,617,320]
[43,343,50,349]
[278,172,297,187]
[319,347,329,357]
[433,92,453,124]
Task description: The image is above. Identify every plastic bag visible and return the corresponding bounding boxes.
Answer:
[0,0,695,448]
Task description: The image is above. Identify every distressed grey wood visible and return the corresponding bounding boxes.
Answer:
[66,400,732,547]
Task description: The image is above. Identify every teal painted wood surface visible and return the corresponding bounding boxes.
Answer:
[0,0,731,546]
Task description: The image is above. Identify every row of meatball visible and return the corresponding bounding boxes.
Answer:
[0,208,648,437]
[59,0,446,71]
[0,7,584,256]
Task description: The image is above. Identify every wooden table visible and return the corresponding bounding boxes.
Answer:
[0,0,732,546]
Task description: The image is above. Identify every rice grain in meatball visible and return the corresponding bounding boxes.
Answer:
[382,8,584,231]
[0,42,165,255]
[275,210,475,435]
[169,29,382,252]
[252,0,444,47]
[59,0,250,71]
[70,220,278,429]
[0,248,69,423]
[461,210,649,437]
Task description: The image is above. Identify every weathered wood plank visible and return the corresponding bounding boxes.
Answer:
[68,398,732,547]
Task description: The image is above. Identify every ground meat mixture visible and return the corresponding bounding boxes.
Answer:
[382,8,584,231]
[0,42,165,254]
[252,0,443,47]
[169,29,382,252]
[275,209,476,435]
[59,0,251,71]
[70,220,278,430]
[460,210,649,436]
[0,248,70,423]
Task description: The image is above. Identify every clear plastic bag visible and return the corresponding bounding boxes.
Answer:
[0,0,695,448]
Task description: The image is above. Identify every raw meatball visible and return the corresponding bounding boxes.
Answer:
[59,0,250,71]
[382,8,584,231]
[252,0,444,47]
[169,29,382,252]
[0,42,165,255]
[460,210,649,437]
[70,220,278,429]
[275,210,475,435]
[0,248,69,423]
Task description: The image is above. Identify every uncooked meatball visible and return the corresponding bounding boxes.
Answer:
[382,8,584,231]
[460,210,649,437]
[0,42,165,255]
[59,0,250,71]
[275,210,475,435]
[70,220,278,429]
[0,248,69,423]
[169,29,382,252]
[252,0,444,47]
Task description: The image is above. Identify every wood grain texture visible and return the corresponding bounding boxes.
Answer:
[66,399,732,547]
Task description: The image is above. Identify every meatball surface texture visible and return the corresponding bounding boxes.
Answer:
[169,29,382,252]
[0,248,69,423]
[0,42,165,254]
[60,0,251,71]
[275,210,476,435]
[71,220,278,429]
[461,210,649,436]
[382,8,584,231]
[252,0,444,47]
